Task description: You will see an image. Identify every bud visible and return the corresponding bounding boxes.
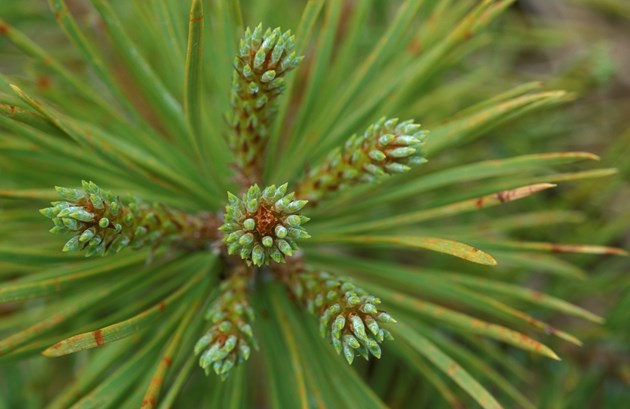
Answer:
[220,184,310,266]
[280,268,395,365]
[228,25,303,181]
[296,117,427,204]
[196,270,257,380]
[41,181,219,256]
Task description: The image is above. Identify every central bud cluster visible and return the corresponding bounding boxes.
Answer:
[220,184,310,266]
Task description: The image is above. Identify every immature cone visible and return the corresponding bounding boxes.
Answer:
[220,184,310,266]
[228,24,303,182]
[195,269,257,379]
[296,117,427,204]
[40,181,218,256]
[280,267,395,365]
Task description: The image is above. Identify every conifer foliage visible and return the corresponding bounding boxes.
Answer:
[0,1,625,408]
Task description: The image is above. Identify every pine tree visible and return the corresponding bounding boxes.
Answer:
[0,1,626,408]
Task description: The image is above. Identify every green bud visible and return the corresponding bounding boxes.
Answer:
[239,233,254,246]
[252,245,265,266]
[62,218,80,231]
[49,226,69,234]
[69,209,95,222]
[394,135,419,145]
[79,228,95,243]
[386,147,416,158]
[343,343,355,365]
[332,336,342,355]
[39,207,57,219]
[270,247,284,263]
[356,344,370,361]
[221,355,236,376]
[366,338,382,359]
[63,235,81,252]
[343,334,361,349]
[284,215,301,227]
[89,193,104,209]
[385,163,411,173]
[55,186,85,201]
[261,70,276,83]
[240,246,252,261]
[274,225,287,238]
[286,200,308,213]
[243,218,256,231]
[364,316,380,336]
[246,198,259,213]
[331,315,346,340]
[376,312,397,323]
[218,321,233,333]
[223,335,238,353]
[368,150,386,161]
[228,242,240,255]
[288,228,310,240]
[277,240,293,256]
[194,333,213,355]
[363,163,385,176]
[382,328,394,341]
[360,303,378,315]
[110,201,120,216]
[239,342,251,361]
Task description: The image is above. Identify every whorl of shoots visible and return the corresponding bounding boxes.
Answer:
[195,270,257,380]
[228,24,303,182]
[296,117,427,204]
[40,181,218,256]
[282,268,395,365]
[220,184,310,266]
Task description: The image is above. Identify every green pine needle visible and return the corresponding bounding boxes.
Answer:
[0,1,626,408]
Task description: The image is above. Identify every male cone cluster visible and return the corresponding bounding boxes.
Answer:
[228,24,303,181]
[281,268,396,365]
[40,181,217,256]
[296,117,427,204]
[195,271,256,379]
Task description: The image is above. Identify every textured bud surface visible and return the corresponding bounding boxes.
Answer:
[296,117,427,204]
[40,181,219,256]
[220,184,310,266]
[195,270,257,379]
[278,266,395,365]
[228,25,303,183]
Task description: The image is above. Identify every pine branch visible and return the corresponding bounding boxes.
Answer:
[295,117,427,205]
[1,2,621,407]
[194,265,257,379]
[276,260,396,365]
[40,181,220,256]
[228,24,303,184]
